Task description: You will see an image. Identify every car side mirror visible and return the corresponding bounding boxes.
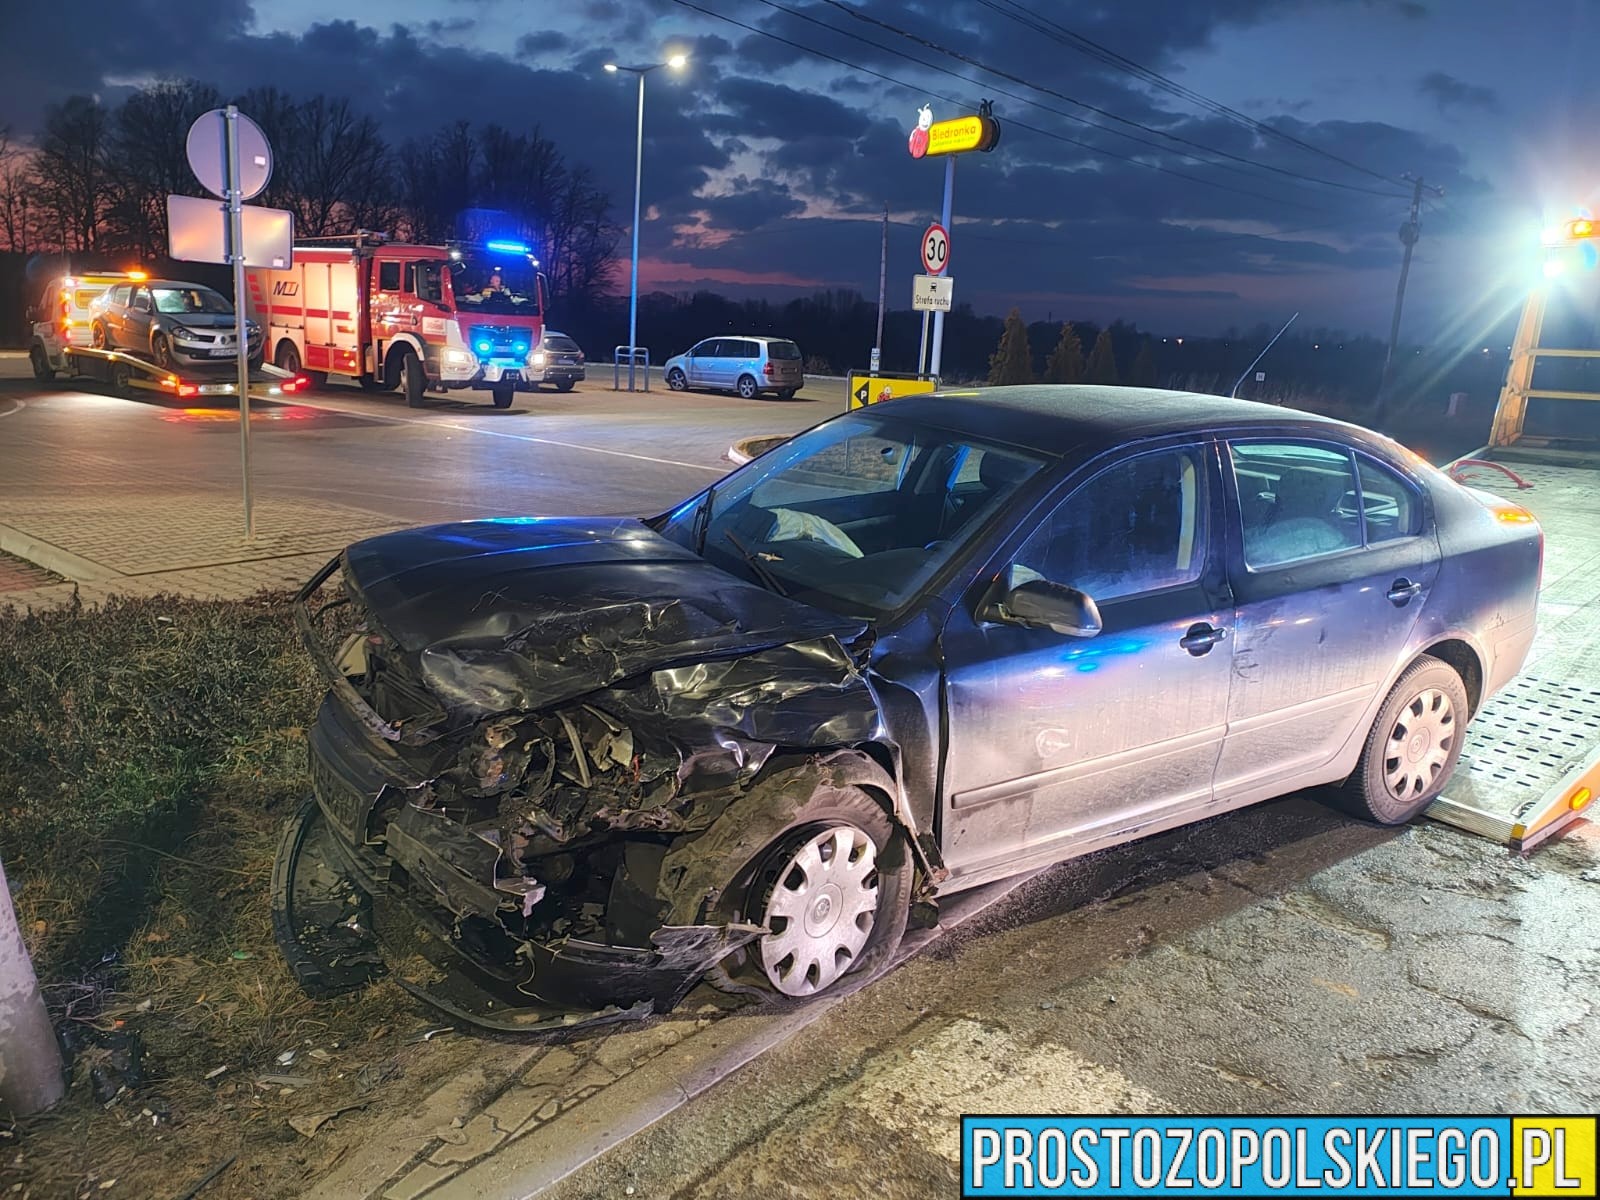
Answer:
[985,578,1102,638]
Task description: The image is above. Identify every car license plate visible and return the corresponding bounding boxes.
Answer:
[501,370,521,382]
[199,383,232,394]
[208,347,233,357]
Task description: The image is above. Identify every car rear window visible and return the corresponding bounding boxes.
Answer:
[767,340,802,360]
[543,334,578,353]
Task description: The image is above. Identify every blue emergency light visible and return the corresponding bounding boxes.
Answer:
[486,240,531,254]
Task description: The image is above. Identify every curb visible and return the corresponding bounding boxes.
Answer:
[726,434,790,466]
[0,521,121,584]
[434,874,1034,1200]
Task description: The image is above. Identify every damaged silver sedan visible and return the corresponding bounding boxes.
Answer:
[274,386,1542,1031]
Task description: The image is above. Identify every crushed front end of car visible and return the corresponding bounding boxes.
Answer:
[272,518,886,1032]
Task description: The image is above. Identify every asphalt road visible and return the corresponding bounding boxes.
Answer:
[0,357,844,528]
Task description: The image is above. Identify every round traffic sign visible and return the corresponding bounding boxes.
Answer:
[922,223,949,275]
[186,109,273,201]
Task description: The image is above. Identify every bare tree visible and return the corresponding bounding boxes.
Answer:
[105,79,221,257]
[33,96,113,252]
[0,127,37,253]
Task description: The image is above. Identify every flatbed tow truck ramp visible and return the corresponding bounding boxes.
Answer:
[1426,248,1600,851]
[58,344,308,401]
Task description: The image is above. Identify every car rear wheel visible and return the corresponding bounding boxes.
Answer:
[1337,654,1469,825]
[491,386,514,409]
[152,333,174,370]
[778,388,798,400]
[667,367,688,391]
[30,345,55,382]
[398,349,426,408]
[736,374,759,400]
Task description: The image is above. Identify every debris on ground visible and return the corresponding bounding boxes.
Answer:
[288,1103,366,1139]
[57,1023,147,1105]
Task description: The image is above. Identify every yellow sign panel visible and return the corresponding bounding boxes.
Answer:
[1513,1116,1597,1197]
[928,116,988,156]
[849,375,937,410]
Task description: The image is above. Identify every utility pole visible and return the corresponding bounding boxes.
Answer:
[0,853,65,1116]
[1378,173,1441,418]
[874,203,887,374]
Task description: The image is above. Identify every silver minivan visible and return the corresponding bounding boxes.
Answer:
[663,335,805,399]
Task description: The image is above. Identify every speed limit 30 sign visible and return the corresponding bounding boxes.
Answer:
[922,223,949,275]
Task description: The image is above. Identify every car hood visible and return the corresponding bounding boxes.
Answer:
[343,517,871,718]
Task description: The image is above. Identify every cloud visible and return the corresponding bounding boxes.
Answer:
[1417,71,1499,114]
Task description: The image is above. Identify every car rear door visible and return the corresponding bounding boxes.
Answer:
[1213,437,1440,796]
[938,440,1234,880]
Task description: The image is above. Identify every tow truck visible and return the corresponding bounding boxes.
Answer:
[1425,213,1600,850]
[248,233,551,408]
[28,270,311,402]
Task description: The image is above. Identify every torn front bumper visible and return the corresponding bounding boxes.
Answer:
[271,690,761,1033]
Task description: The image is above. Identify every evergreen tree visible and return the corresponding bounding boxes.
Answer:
[1044,323,1085,383]
[987,308,1034,385]
[1129,337,1158,387]
[1086,328,1119,385]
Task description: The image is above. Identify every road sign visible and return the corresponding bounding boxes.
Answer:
[167,195,293,268]
[1255,371,1266,382]
[849,372,937,410]
[186,109,272,201]
[922,223,949,276]
[912,274,953,313]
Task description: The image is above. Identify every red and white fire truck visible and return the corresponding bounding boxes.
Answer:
[247,234,549,408]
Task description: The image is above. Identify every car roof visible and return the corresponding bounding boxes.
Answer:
[701,335,793,343]
[874,384,1348,458]
[137,280,218,291]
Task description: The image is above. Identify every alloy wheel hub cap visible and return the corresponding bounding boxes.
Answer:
[758,825,879,997]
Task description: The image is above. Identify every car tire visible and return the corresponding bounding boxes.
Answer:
[29,345,55,382]
[681,776,912,1001]
[491,386,514,409]
[778,388,798,400]
[399,349,426,408]
[736,374,759,400]
[91,322,109,351]
[667,368,688,391]
[1337,654,1469,825]
[152,333,174,370]
[111,362,133,397]
[555,379,576,393]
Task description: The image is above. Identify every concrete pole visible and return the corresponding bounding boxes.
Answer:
[227,106,254,543]
[0,854,65,1116]
[874,203,887,372]
[1378,174,1426,417]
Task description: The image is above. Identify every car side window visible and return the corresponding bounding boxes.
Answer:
[739,340,760,359]
[1231,441,1361,568]
[377,261,401,291]
[1356,455,1422,543]
[1014,445,1210,603]
[132,287,151,312]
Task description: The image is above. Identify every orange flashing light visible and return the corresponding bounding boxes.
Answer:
[126,269,148,281]
[1571,786,1593,813]
[1573,219,1595,238]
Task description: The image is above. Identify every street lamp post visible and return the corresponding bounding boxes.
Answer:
[605,53,686,392]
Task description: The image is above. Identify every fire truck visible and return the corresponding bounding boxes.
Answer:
[248,234,550,408]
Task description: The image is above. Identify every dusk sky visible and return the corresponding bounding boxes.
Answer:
[4,0,1594,338]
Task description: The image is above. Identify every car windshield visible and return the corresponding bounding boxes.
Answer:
[452,257,542,316]
[656,413,1046,618]
[151,287,232,315]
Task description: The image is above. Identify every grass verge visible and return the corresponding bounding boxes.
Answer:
[0,592,435,1199]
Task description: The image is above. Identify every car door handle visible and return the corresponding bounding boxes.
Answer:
[1386,578,1423,605]
[1179,622,1227,655]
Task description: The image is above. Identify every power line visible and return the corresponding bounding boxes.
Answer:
[983,0,1410,188]
[669,0,1338,214]
[811,0,1409,200]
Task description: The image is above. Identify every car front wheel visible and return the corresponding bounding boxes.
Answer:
[687,777,912,1000]
[30,345,55,382]
[1338,654,1469,825]
[152,333,174,369]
